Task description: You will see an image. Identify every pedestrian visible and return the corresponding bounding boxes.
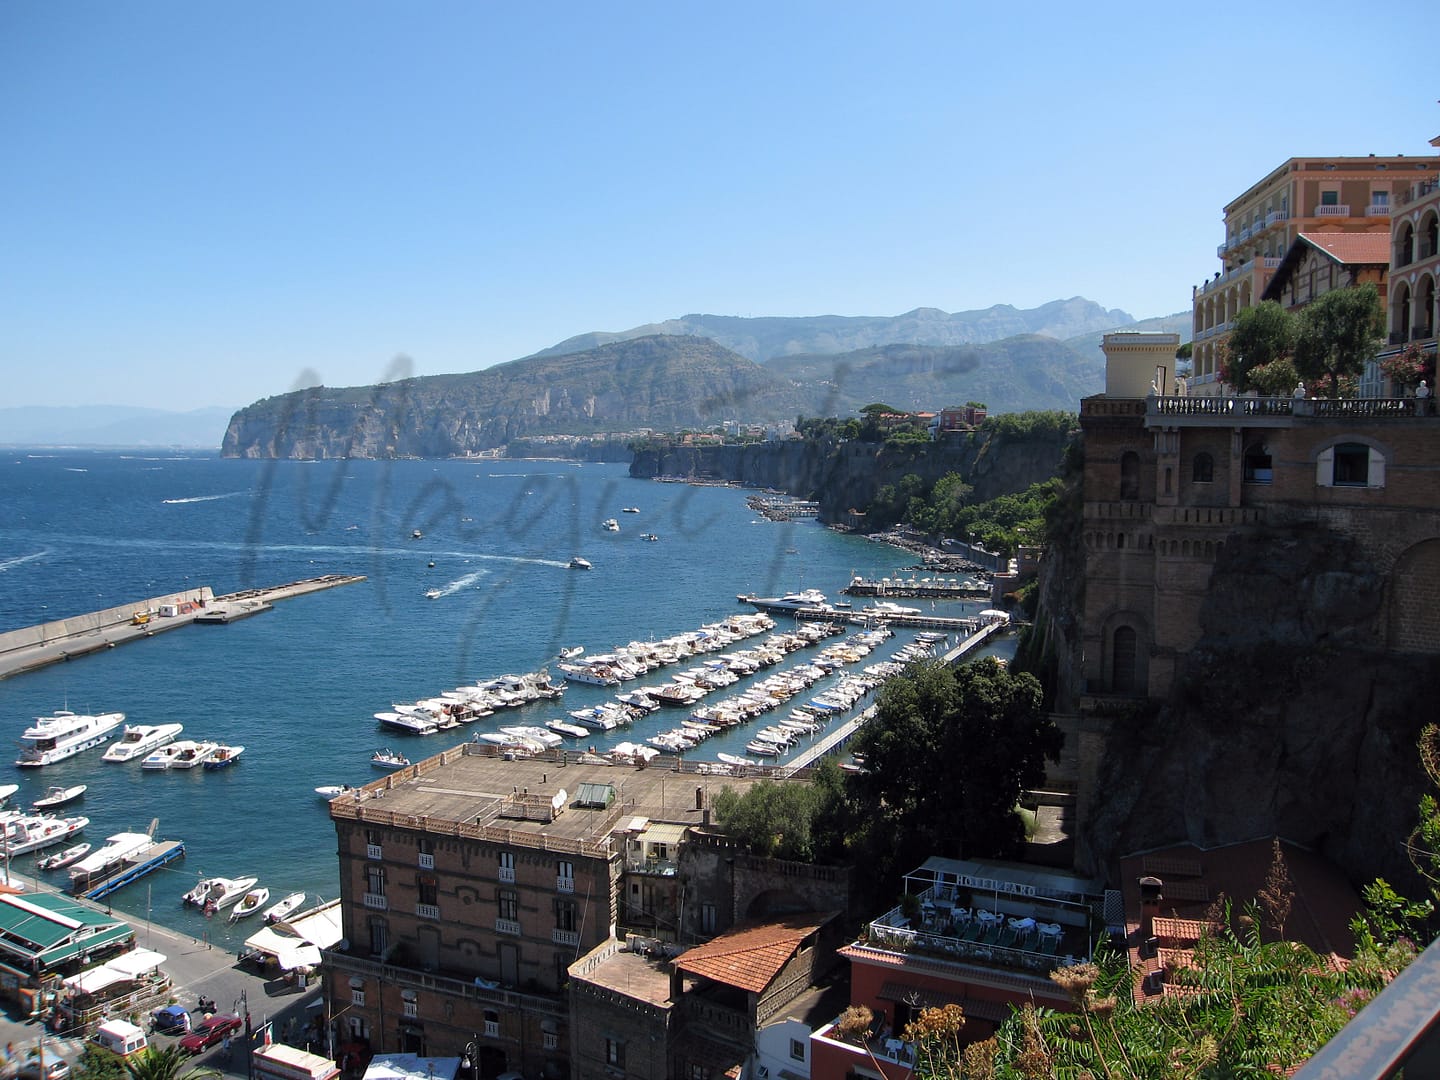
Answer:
[223,1033,233,1064]
[1417,380,1431,416]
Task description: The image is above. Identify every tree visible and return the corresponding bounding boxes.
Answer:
[120,1046,217,1080]
[849,658,1057,874]
[1223,301,1295,393]
[1292,283,1384,397]
[712,768,840,863]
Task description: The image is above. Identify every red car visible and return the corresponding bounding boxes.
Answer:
[178,1013,243,1053]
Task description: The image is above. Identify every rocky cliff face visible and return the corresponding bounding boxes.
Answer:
[1073,522,1437,896]
[629,428,1072,522]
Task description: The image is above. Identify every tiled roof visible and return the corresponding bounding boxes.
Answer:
[1299,231,1391,265]
[675,911,837,994]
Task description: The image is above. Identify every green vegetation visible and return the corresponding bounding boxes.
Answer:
[711,760,854,864]
[1221,286,1384,397]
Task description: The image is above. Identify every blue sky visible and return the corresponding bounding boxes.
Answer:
[3,2,1436,411]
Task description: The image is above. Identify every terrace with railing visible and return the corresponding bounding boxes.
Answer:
[1145,394,1423,427]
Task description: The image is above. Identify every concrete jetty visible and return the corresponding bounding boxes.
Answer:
[0,575,365,680]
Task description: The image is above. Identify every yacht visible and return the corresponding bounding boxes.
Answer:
[68,830,154,889]
[102,723,184,763]
[2,814,89,856]
[621,507,640,513]
[736,590,833,614]
[601,518,620,532]
[169,741,221,769]
[16,709,126,767]
[862,601,922,616]
[374,711,440,736]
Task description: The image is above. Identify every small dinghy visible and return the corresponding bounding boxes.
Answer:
[229,886,271,922]
[33,784,86,810]
[37,842,92,870]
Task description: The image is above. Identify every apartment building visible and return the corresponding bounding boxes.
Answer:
[1190,154,1433,394]
[1372,140,1440,395]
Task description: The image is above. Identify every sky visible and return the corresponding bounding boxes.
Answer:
[3,2,1437,412]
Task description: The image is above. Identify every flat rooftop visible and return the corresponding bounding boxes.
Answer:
[576,947,676,1006]
[331,744,780,853]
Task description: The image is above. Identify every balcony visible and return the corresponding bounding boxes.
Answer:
[1367,204,1391,217]
[1314,203,1351,217]
[1265,209,1290,228]
[543,1033,559,1051]
[416,903,440,920]
[495,918,521,936]
[418,853,434,870]
[625,857,678,876]
[556,876,574,894]
[366,844,383,860]
[1397,178,1440,208]
[498,866,515,884]
[1216,241,1230,257]
[552,928,581,947]
[363,892,388,911]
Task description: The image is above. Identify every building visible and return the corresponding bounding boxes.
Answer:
[809,858,1104,1079]
[1190,154,1434,395]
[321,744,832,1080]
[1373,142,1440,396]
[0,892,134,1018]
[1259,232,1390,312]
[932,405,987,439]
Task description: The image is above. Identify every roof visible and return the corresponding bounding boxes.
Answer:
[360,1054,461,1080]
[0,893,132,968]
[910,856,1102,903]
[877,981,1012,1024]
[675,911,838,994]
[639,822,688,846]
[1261,231,1391,302]
[63,947,166,994]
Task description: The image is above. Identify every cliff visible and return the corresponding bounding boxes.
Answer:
[630,426,1072,522]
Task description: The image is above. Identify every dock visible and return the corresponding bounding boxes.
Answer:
[0,574,365,680]
[842,575,992,600]
[740,598,988,634]
[780,621,1005,772]
[77,839,186,900]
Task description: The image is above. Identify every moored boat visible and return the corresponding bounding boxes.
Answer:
[183,875,259,912]
[263,891,306,923]
[37,842,91,870]
[203,745,245,769]
[16,709,126,767]
[3,815,89,857]
[68,829,154,890]
[32,784,86,810]
[0,784,17,805]
[170,741,221,769]
[103,723,184,763]
[228,886,271,922]
[315,785,354,802]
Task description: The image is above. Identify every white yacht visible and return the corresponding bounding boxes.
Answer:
[736,589,833,614]
[141,739,214,770]
[2,814,89,856]
[601,518,620,531]
[16,709,125,767]
[169,741,221,769]
[102,723,184,763]
[68,830,154,888]
[374,711,439,736]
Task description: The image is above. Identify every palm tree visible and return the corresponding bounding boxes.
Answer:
[121,1046,218,1080]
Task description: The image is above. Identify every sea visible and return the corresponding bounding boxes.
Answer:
[0,449,1009,948]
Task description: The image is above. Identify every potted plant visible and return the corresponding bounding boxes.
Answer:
[834,1004,874,1045]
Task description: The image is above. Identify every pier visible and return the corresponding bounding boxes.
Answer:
[79,840,187,901]
[843,574,992,600]
[0,575,365,680]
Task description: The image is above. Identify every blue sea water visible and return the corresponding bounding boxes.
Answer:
[0,450,1005,946]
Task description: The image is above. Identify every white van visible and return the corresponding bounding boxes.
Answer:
[93,1019,149,1059]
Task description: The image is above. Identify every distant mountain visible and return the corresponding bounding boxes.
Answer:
[530,298,1136,363]
[222,336,804,459]
[1062,310,1193,365]
[0,405,235,448]
[767,335,1104,415]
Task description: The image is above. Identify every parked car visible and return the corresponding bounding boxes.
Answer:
[16,1057,70,1080]
[151,1005,192,1035]
[178,1014,243,1053]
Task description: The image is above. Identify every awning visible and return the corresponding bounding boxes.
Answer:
[639,823,688,846]
[276,944,322,971]
[877,981,1012,1023]
[106,948,166,978]
[246,926,304,958]
[63,966,128,995]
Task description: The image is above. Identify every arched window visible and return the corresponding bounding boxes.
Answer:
[1397,222,1415,267]
[1192,452,1214,484]
[1120,452,1140,500]
[1112,627,1138,693]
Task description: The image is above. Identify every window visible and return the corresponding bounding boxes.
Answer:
[554,899,577,932]
[1321,190,1339,206]
[557,860,573,880]
[418,837,435,869]
[605,1039,625,1068]
[790,1038,807,1061]
[1192,452,1214,484]
[701,903,717,934]
[498,889,518,921]
[1332,443,1370,486]
[417,874,438,906]
[1243,446,1273,484]
[686,1066,710,1080]
[367,865,386,897]
[1112,626,1138,694]
[483,1010,499,1038]
[1119,452,1140,500]
[368,917,388,957]
[1372,191,1389,208]
[499,851,515,883]
[401,990,418,1018]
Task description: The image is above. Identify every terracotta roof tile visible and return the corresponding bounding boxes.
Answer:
[1298,231,1391,265]
[675,911,838,994]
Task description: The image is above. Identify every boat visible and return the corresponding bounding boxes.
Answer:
[545,719,591,739]
[601,518,620,532]
[141,741,196,770]
[102,723,184,763]
[32,784,86,810]
[411,529,423,540]
[862,601,923,617]
[716,753,760,767]
[622,507,640,513]
[499,726,562,748]
[315,785,354,802]
[736,590,834,614]
[425,588,443,600]
[37,841,91,870]
[558,646,584,660]
[263,891,306,924]
[203,745,244,769]
[228,886,271,922]
[2,815,89,856]
[374,711,439,736]
[68,830,153,887]
[16,709,126,767]
[183,875,259,911]
[169,741,221,769]
[569,557,592,570]
[371,748,410,770]
[641,533,659,542]
[0,785,16,805]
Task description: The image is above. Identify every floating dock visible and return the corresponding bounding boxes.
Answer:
[78,839,186,900]
[0,575,365,680]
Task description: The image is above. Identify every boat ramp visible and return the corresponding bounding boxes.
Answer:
[0,575,365,680]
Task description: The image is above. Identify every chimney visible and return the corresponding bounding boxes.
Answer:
[1139,876,1164,940]
[695,786,705,810]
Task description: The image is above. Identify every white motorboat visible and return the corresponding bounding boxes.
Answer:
[16,709,125,767]
[263,891,306,924]
[736,589,834,614]
[374,711,439,736]
[569,556,592,570]
[716,753,760,767]
[545,720,591,739]
[315,785,354,802]
[203,745,244,769]
[32,784,86,810]
[184,875,259,911]
[102,723,184,763]
[2,815,88,856]
[862,601,922,616]
[601,518,620,532]
[169,741,221,769]
[141,742,193,770]
[499,726,562,748]
[371,748,411,770]
[68,830,153,888]
[228,886,271,922]
[37,841,91,870]
[425,588,443,600]
[0,784,17,805]
[621,507,640,514]
[558,646,584,660]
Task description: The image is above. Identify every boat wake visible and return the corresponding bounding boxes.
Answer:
[431,570,488,597]
[162,491,251,505]
[0,549,49,573]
